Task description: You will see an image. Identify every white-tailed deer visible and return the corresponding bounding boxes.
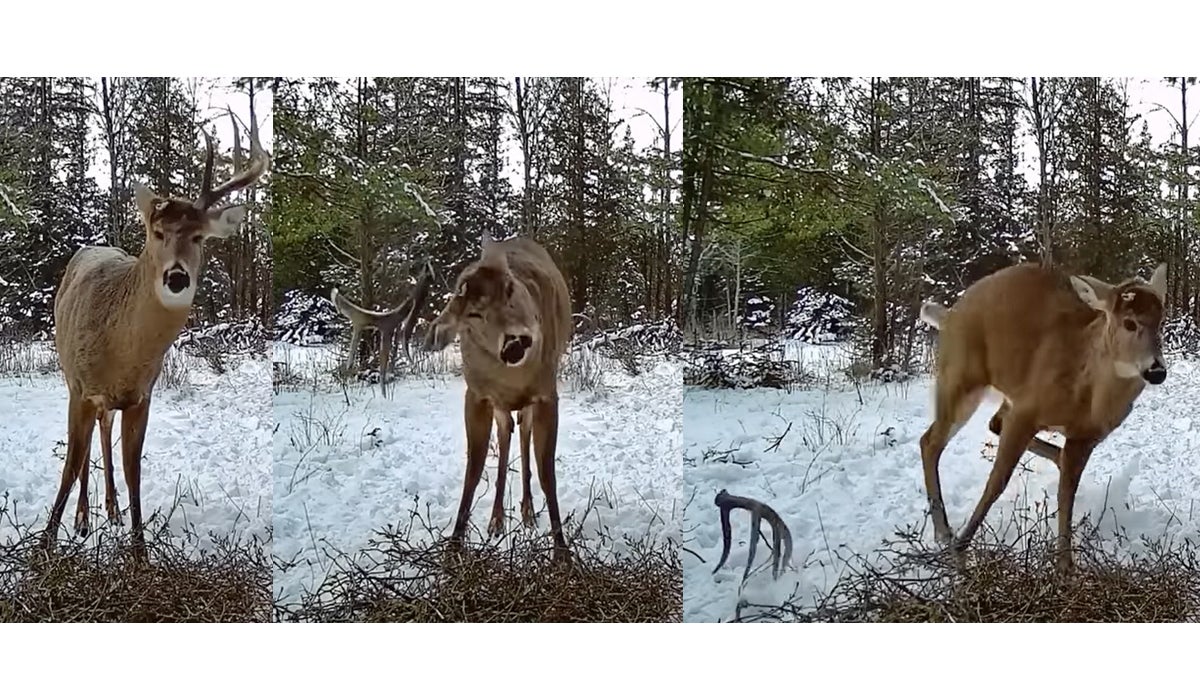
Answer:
[421,235,573,560]
[330,261,433,397]
[48,114,269,553]
[919,261,1167,573]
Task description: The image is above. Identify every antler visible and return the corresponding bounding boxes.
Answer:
[712,489,793,583]
[194,108,270,211]
[399,261,434,362]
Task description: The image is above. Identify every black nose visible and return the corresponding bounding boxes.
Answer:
[1143,362,1167,385]
[501,334,532,365]
[164,267,190,294]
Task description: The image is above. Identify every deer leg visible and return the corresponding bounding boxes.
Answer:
[518,405,535,527]
[378,326,393,398]
[489,410,514,537]
[345,325,362,373]
[1055,438,1096,575]
[121,398,151,559]
[73,426,95,537]
[45,395,97,547]
[531,397,569,560]
[920,385,984,546]
[953,409,1037,555]
[988,403,1062,463]
[450,390,493,546]
[99,409,121,524]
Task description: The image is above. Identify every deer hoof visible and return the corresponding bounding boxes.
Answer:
[520,502,536,528]
[487,514,505,538]
[107,506,123,525]
[74,512,90,538]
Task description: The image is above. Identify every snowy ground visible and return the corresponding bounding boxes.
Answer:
[272,342,682,604]
[0,342,272,550]
[683,341,1200,622]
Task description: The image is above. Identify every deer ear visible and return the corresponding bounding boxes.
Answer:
[134,184,163,219]
[206,205,246,239]
[1071,275,1113,311]
[1148,263,1167,300]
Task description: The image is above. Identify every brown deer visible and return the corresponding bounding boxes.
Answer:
[330,261,433,397]
[48,115,269,552]
[919,261,1167,573]
[421,235,573,559]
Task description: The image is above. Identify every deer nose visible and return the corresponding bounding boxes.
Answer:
[500,334,533,365]
[163,266,190,294]
[1143,360,1167,385]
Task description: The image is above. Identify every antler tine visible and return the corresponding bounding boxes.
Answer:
[228,107,244,173]
[400,267,434,363]
[712,489,793,583]
[194,126,216,210]
[200,108,270,209]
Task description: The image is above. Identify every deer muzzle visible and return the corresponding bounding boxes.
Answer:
[164,264,191,294]
[500,333,534,366]
[1143,359,1167,385]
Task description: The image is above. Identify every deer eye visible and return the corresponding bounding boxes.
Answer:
[153,230,164,241]
[1123,319,1138,332]
[505,281,514,298]
[466,312,483,320]
[192,235,203,244]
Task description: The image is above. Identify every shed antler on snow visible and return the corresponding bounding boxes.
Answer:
[712,489,793,582]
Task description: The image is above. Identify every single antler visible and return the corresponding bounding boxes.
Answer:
[194,108,269,211]
[399,261,434,362]
[712,489,793,583]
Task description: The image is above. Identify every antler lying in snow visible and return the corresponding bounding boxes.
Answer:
[712,489,793,582]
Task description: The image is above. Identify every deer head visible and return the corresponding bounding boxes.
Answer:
[1070,263,1168,384]
[425,238,542,367]
[133,110,269,310]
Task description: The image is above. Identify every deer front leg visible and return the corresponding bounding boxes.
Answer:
[99,409,121,524]
[1055,438,1096,575]
[450,389,493,547]
[988,405,1062,463]
[344,325,362,374]
[531,397,569,561]
[518,405,535,527]
[953,410,1037,558]
[121,398,151,559]
[45,394,98,548]
[378,326,394,398]
[489,410,514,537]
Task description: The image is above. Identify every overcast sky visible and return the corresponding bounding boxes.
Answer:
[500,77,681,188]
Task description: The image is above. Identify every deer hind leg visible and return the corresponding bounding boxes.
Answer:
[988,401,1062,463]
[531,397,568,560]
[121,398,152,559]
[344,325,362,374]
[450,390,493,546]
[920,383,986,546]
[46,394,98,547]
[489,410,515,537]
[518,405,535,527]
[99,410,121,524]
[953,407,1038,557]
[1055,438,1096,574]
[73,409,102,537]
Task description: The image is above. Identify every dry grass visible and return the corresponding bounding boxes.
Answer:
[737,505,1200,623]
[0,499,270,622]
[277,521,681,623]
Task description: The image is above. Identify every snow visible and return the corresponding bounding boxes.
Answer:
[0,346,272,550]
[272,342,682,603]
[683,341,1200,622]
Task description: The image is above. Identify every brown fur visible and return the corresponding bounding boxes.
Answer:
[423,237,573,557]
[46,123,268,552]
[330,263,433,397]
[920,262,1167,573]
